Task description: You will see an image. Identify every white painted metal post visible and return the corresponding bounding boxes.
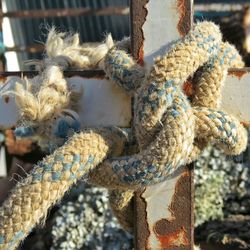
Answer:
[131,1,250,250]
[131,1,194,249]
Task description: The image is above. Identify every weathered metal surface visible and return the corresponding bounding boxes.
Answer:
[194,3,244,12]
[4,42,100,53]
[142,168,193,249]
[130,0,148,65]
[131,0,194,249]
[0,146,6,177]
[0,0,7,178]
[0,7,129,19]
[0,69,105,78]
[221,69,250,126]
[182,68,250,125]
[135,166,194,250]
[0,76,131,129]
[142,0,192,65]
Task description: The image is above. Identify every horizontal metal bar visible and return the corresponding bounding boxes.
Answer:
[0,7,129,19]
[229,67,250,74]
[0,68,249,79]
[0,70,105,79]
[5,42,100,53]
[195,3,243,12]
[5,44,44,53]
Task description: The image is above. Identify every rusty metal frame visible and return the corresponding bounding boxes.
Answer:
[130,1,194,249]
[0,0,250,248]
[0,69,105,79]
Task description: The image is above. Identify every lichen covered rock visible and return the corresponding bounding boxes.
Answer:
[51,182,133,250]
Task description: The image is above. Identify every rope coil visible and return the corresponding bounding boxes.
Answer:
[0,22,248,249]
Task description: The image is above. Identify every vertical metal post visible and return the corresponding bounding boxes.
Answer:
[0,0,7,178]
[0,0,5,72]
[130,1,194,249]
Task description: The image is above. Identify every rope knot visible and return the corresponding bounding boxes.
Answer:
[0,21,248,249]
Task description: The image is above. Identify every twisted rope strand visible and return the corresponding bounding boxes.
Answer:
[0,128,126,249]
[192,42,244,108]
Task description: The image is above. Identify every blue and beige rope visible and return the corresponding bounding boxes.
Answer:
[0,22,248,249]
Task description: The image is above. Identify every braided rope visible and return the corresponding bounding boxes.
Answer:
[89,22,247,230]
[0,128,126,249]
[89,22,247,190]
[0,21,248,249]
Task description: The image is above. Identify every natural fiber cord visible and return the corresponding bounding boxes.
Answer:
[0,22,247,249]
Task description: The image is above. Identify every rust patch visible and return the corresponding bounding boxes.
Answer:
[152,167,193,250]
[130,0,148,63]
[241,121,250,127]
[177,0,192,37]
[138,46,145,66]
[228,68,249,79]
[183,80,194,97]
[0,76,7,82]
[134,188,150,250]
[154,227,189,248]
[4,96,9,103]
[5,129,34,155]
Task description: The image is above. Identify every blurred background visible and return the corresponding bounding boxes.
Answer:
[0,1,250,249]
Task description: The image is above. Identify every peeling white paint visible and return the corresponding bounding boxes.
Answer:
[221,73,250,124]
[143,0,181,66]
[0,77,131,128]
[142,169,185,249]
[141,1,190,249]
[0,146,7,177]
[69,77,131,127]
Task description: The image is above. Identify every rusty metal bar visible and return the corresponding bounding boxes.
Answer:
[4,42,100,54]
[0,70,105,79]
[131,0,194,249]
[5,44,44,53]
[194,3,244,12]
[0,7,129,19]
[0,0,5,72]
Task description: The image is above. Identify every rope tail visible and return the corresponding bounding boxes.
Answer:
[0,128,126,250]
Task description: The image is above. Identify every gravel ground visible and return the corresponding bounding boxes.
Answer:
[20,182,133,250]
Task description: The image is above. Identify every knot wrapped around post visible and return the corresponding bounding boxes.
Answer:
[0,22,248,249]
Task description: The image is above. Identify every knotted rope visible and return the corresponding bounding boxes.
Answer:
[0,22,247,249]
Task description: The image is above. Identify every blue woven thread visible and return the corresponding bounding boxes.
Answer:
[139,80,176,120]
[34,154,94,183]
[106,50,144,92]
[7,231,25,250]
[54,118,81,139]
[52,172,61,181]
[219,47,233,65]
[54,120,70,139]
[112,155,174,185]
[207,110,238,143]
[186,31,219,55]
[63,163,72,171]
[33,173,42,182]
[14,126,34,137]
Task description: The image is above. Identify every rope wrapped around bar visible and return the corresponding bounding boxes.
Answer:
[0,22,248,249]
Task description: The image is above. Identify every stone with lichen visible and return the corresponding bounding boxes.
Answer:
[194,131,250,247]
[50,182,133,250]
